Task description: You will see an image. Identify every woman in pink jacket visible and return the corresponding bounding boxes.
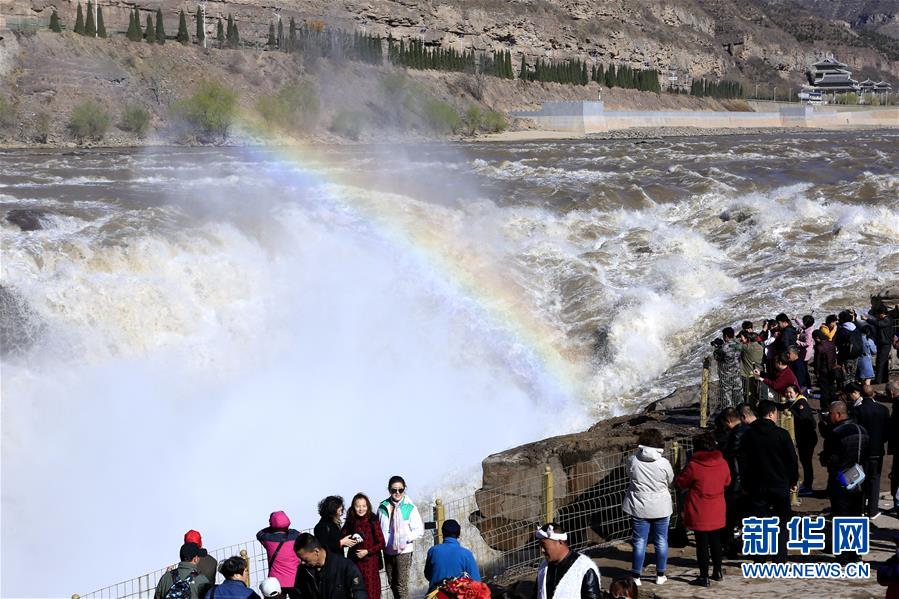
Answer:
[257,511,302,598]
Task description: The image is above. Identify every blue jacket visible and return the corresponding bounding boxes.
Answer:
[424,538,480,591]
[204,579,261,599]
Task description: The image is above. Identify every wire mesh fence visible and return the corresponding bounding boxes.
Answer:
[78,438,695,598]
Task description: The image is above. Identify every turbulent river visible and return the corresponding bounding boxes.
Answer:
[2,131,898,597]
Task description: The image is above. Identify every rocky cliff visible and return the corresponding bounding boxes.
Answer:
[4,0,898,86]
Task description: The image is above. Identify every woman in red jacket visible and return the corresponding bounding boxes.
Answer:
[675,432,731,587]
[341,493,387,599]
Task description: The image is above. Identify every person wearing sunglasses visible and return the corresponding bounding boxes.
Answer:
[377,476,424,599]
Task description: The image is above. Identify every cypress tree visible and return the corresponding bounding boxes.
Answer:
[97,5,106,37]
[130,8,142,41]
[177,10,189,44]
[226,14,234,46]
[74,3,85,35]
[195,6,205,45]
[155,8,165,44]
[145,14,154,43]
[85,0,95,36]
[232,22,239,47]
[49,9,61,32]
[277,19,284,50]
[267,22,276,47]
[127,10,135,40]
[217,18,224,45]
[288,17,296,53]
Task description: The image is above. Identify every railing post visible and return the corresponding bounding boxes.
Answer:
[240,549,250,587]
[700,356,710,428]
[780,409,800,506]
[542,464,554,524]
[670,441,681,472]
[434,498,445,544]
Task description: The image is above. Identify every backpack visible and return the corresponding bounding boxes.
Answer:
[164,569,198,599]
[845,328,864,359]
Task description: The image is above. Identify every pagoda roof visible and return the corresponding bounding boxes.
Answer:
[812,56,849,69]
[874,81,892,89]
[815,73,858,84]
[860,79,876,85]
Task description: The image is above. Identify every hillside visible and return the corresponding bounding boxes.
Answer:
[4,0,898,85]
[1,0,897,146]
[0,31,751,146]
[768,0,899,39]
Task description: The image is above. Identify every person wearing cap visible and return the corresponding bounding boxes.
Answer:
[423,519,480,591]
[535,522,601,599]
[185,530,219,585]
[204,555,261,599]
[154,543,213,599]
[259,577,283,599]
[293,533,367,599]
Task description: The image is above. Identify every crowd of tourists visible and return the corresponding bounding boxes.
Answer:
[153,477,488,599]
[711,307,897,409]
[151,306,898,599]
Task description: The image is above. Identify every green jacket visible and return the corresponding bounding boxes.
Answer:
[740,341,763,378]
[153,561,212,599]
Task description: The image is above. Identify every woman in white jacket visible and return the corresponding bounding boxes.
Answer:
[621,428,674,587]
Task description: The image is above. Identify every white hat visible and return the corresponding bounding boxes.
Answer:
[260,577,282,598]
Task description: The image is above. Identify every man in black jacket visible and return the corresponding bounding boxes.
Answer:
[775,313,798,357]
[721,407,749,558]
[852,384,891,518]
[820,400,870,561]
[739,400,799,562]
[820,401,869,519]
[886,381,899,515]
[862,305,894,384]
[294,533,367,599]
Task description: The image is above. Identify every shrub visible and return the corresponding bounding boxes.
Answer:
[381,72,408,98]
[0,95,16,129]
[172,80,238,140]
[34,112,50,143]
[481,109,507,133]
[420,98,461,133]
[120,104,150,138]
[462,105,482,135]
[68,99,110,141]
[256,81,320,131]
[330,110,364,140]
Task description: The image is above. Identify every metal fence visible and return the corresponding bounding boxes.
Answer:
[76,438,695,599]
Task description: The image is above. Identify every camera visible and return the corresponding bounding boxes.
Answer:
[710,338,724,348]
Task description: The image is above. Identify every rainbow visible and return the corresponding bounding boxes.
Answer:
[233,117,588,408]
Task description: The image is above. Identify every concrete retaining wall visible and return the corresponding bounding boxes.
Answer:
[513,102,899,133]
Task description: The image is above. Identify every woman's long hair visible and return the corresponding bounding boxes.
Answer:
[346,492,378,528]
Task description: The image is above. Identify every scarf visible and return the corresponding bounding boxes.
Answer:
[388,500,408,553]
